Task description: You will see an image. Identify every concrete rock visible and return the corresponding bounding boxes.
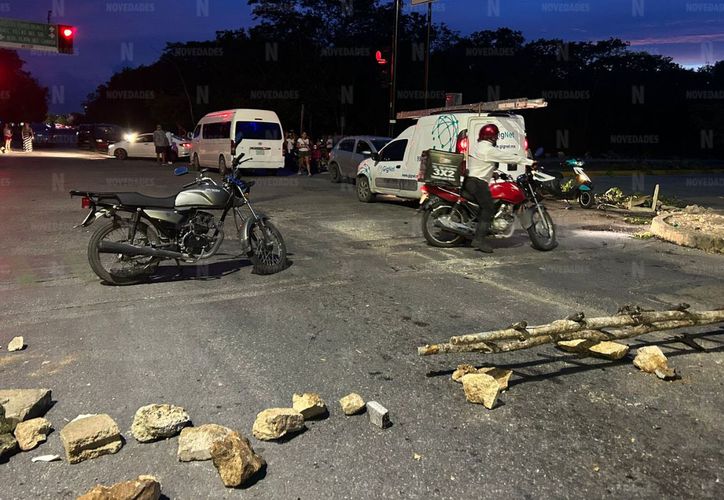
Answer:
[556,339,595,353]
[131,404,191,443]
[588,341,630,360]
[177,424,233,462]
[366,401,390,429]
[211,431,265,488]
[0,433,18,461]
[451,364,478,382]
[0,389,52,430]
[461,373,500,409]
[339,393,366,415]
[292,393,327,420]
[77,475,161,500]
[59,414,122,464]
[477,367,514,391]
[634,346,670,374]
[7,336,24,351]
[14,417,52,451]
[252,408,305,441]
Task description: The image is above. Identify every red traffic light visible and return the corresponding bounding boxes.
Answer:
[57,24,75,54]
[375,50,387,65]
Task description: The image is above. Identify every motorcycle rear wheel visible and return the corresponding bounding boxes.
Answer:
[248,220,287,275]
[88,219,161,285]
[578,190,594,209]
[527,209,558,251]
[422,203,467,247]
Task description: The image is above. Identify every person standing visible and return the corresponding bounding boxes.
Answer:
[153,124,170,165]
[297,131,311,176]
[2,124,12,153]
[284,132,295,169]
[21,123,34,152]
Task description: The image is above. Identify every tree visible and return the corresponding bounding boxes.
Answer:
[0,49,48,122]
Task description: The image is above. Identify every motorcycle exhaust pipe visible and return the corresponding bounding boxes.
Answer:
[97,241,187,260]
[433,218,475,237]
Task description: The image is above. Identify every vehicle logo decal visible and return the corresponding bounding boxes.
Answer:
[431,114,459,152]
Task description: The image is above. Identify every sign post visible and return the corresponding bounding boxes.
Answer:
[0,18,74,54]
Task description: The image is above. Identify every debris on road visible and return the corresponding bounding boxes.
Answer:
[7,336,25,352]
[177,423,233,462]
[60,414,123,464]
[77,475,161,500]
[30,454,61,463]
[365,401,390,429]
[210,431,266,488]
[0,388,52,430]
[633,346,677,380]
[131,404,191,443]
[292,392,328,420]
[0,432,18,461]
[556,339,630,360]
[461,373,500,409]
[13,417,52,451]
[339,393,366,415]
[252,408,305,441]
[452,365,513,390]
[419,305,724,356]
[0,405,12,434]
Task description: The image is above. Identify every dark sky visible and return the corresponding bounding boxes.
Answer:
[10,0,724,113]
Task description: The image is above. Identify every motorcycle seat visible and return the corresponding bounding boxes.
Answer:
[99,192,177,208]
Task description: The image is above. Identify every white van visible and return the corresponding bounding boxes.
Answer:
[190,109,284,172]
[356,111,529,202]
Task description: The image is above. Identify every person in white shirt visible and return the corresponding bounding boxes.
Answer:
[465,123,534,253]
[297,131,311,176]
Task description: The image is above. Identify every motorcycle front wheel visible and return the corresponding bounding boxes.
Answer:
[527,208,558,251]
[87,219,161,285]
[248,220,287,275]
[421,203,467,248]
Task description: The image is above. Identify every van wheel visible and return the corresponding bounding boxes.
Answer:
[357,176,374,203]
[114,149,127,160]
[191,153,200,171]
[329,163,341,183]
[218,155,227,176]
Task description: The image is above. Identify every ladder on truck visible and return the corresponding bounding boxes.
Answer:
[396,97,548,120]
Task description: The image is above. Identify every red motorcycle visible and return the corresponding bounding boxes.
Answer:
[420,166,557,251]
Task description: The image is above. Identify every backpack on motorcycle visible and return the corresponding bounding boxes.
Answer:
[419,149,465,188]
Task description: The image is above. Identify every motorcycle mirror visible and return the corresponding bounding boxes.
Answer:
[174,166,190,176]
[370,152,379,162]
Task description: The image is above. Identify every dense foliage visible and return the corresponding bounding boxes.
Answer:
[0,49,49,123]
[83,0,724,157]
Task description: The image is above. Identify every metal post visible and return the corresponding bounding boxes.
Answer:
[424,1,432,108]
[389,0,401,137]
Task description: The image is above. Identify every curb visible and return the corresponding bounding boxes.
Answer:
[650,214,724,253]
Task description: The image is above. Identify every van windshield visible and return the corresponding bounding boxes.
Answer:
[235,121,282,141]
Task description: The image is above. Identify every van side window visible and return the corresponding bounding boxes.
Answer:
[193,125,201,139]
[379,139,407,162]
[338,139,354,152]
[202,122,231,140]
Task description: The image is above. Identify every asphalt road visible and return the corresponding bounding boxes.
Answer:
[591,173,724,209]
[1,153,723,499]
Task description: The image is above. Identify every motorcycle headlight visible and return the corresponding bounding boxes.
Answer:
[578,173,591,183]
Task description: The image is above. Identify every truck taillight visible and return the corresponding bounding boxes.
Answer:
[524,137,529,150]
[81,197,91,209]
[455,130,469,154]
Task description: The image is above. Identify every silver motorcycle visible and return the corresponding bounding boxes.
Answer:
[71,140,287,285]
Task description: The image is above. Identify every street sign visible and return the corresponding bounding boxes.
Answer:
[0,17,57,52]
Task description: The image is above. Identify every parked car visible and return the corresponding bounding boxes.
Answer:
[356,111,529,202]
[190,109,284,173]
[77,124,123,152]
[328,135,391,183]
[108,132,192,161]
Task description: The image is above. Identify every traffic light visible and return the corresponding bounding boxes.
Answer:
[375,48,391,88]
[57,25,75,54]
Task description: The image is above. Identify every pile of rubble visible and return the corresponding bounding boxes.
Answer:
[0,385,390,496]
[451,342,678,410]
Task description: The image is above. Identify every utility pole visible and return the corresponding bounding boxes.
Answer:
[389,0,401,137]
[424,1,432,108]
